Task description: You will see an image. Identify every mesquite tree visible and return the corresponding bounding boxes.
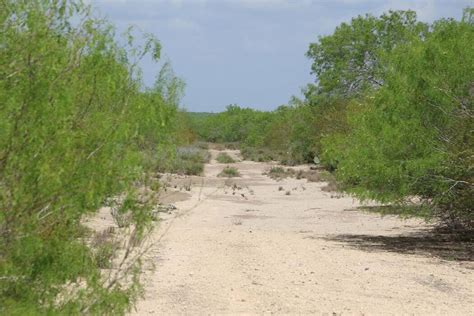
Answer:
[0,0,181,313]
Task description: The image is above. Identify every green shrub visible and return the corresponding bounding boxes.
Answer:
[218,166,241,177]
[0,1,182,313]
[321,9,474,228]
[216,152,236,163]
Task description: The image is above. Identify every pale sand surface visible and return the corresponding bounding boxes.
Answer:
[131,149,473,315]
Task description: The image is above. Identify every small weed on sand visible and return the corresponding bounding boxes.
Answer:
[231,218,243,225]
[264,167,295,180]
[216,152,236,163]
[218,166,241,177]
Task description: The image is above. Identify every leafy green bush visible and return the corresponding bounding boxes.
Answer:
[306,10,428,98]
[216,152,236,163]
[218,166,241,178]
[0,1,183,313]
[320,9,474,228]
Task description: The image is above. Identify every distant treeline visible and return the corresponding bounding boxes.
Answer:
[189,9,473,229]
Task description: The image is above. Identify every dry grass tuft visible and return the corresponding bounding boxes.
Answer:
[218,166,241,178]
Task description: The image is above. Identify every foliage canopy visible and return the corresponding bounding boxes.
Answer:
[0,0,184,313]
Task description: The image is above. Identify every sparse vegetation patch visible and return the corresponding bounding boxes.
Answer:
[218,166,241,178]
[216,152,236,164]
[158,146,211,175]
[264,167,296,180]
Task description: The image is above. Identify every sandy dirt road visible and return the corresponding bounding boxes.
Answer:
[132,150,473,315]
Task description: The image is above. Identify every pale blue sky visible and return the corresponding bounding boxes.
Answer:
[92,0,472,112]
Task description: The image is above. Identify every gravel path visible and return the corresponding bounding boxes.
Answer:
[132,150,473,315]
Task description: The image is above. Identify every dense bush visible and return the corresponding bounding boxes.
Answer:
[0,0,183,313]
[309,9,473,228]
[324,12,473,227]
[306,10,428,98]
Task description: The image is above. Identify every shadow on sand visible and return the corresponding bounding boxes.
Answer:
[323,229,473,262]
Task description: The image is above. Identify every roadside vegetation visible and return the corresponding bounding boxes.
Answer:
[189,9,474,230]
[0,0,190,314]
[1,1,472,314]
